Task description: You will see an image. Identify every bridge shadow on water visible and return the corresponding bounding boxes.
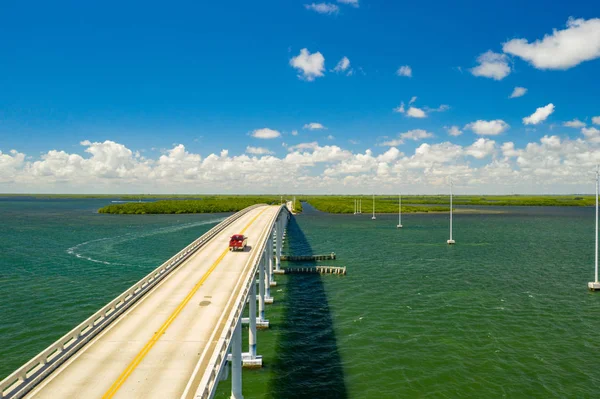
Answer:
[269,214,348,399]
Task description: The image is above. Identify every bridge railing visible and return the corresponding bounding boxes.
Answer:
[0,204,264,399]
[190,204,288,399]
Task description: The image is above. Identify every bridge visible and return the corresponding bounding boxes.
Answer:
[1,203,292,399]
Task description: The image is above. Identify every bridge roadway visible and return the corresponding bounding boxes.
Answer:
[23,205,280,399]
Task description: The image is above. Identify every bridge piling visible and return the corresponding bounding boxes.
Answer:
[257,251,267,326]
[265,234,273,304]
[248,281,257,359]
[230,319,243,399]
[275,217,282,273]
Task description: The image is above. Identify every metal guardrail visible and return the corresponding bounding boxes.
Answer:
[0,204,264,399]
[191,205,289,399]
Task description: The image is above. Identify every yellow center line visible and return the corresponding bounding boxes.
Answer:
[102,206,271,399]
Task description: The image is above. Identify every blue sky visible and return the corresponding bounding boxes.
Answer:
[1,0,600,193]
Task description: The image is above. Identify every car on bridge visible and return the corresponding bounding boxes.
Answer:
[229,234,247,251]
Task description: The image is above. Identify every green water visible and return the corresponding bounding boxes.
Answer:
[2,198,600,397]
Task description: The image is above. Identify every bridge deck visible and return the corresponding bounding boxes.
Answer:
[26,205,278,399]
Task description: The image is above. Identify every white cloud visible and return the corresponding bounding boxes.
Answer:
[337,0,359,7]
[327,135,335,140]
[333,56,351,74]
[593,116,600,125]
[582,127,600,143]
[393,102,405,113]
[401,129,433,141]
[447,126,463,136]
[470,50,511,80]
[0,149,26,183]
[501,142,521,158]
[290,48,325,81]
[396,65,412,77]
[406,107,426,118]
[251,128,281,139]
[246,146,273,155]
[503,17,600,70]
[465,120,509,136]
[380,129,434,146]
[5,136,600,194]
[379,139,404,147]
[288,142,319,151]
[523,103,555,125]
[395,97,447,118]
[304,3,339,14]
[291,130,298,136]
[465,138,496,159]
[425,104,450,112]
[564,119,586,128]
[303,122,326,130]
[509,87,527,98]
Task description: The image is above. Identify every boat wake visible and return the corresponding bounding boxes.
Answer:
[66,217,226,265]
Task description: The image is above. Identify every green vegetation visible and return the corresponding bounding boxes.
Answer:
[1,193,594,214]
[292,200,303,214]
[300,196,448,214]
[98,196,283,214]
[297,195,595,214]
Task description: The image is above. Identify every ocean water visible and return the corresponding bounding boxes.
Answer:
[2,198,600,398]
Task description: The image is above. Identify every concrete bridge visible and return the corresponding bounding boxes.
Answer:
[0,204,291,399]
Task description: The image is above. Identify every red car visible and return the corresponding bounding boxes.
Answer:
[229,234,248,251]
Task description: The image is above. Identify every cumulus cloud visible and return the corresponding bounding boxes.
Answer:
[564,119,586,128]
[337,0,359,7]
[582,127,600,143]
[509,87,527,98]
[503,17,600,70]
[303,122,326,130]
[333,56,351,74]
[465,120,509,136]
[447,126,463,136]
[470,50,511,80]
[291,130,299,136]
[396,65,412,77]
[288,142,319,151]
[304,3,339,14]
[290,48,325,81]
[401,129,434,141]
[4,136,600,193]
[501,142,521,158]
[465,138,496,159]
[251,128,281,139]
[523,103,555,125]
[406,107,426,118]
[380,129,434,146]
[394,97,447,118]
[0,149,26,183]
[593,116,600,125]
[246,146,273,155]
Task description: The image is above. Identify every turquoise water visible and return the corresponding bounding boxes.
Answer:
[2,199,600,397]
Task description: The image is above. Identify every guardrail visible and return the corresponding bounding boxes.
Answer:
[190,204,288,399]
[0,204,264,399]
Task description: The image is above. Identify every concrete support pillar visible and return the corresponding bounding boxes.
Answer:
[248,278,257,358]
[265,235,273,303]
[231,319,243,399]
[276,218,282,271]
[265,249,272,301]
[258,251,265,320]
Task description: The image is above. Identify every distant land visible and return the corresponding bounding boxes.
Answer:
[0,194,594,215]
